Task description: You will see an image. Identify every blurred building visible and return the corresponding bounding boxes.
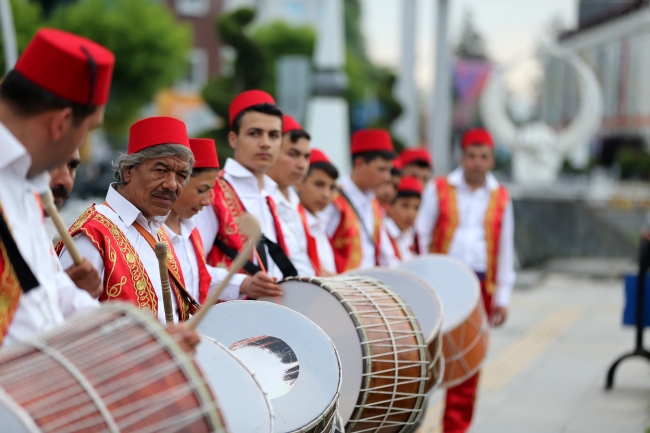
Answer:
[542,0,650,167]
[223,0,319,26]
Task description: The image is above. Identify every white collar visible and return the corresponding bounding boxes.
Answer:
[223,158,278,197]
[273,187,300,209]
[341,175,375,204]
[447,167,499,192]
[0,120,51,193]
[384,217,401,238]
[105,184,167,230]
[164,217,195,240]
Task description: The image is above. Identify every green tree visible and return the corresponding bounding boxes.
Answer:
[48,0,192,144]
[0,0,43,73]
[455,11,487,60]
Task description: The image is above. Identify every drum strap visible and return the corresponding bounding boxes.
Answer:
[0,208,38,293]
[213,235,298,278]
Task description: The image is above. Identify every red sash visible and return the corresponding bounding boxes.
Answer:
[297,204,321,276]
[189,228,211,304]
[206,174,289,270]
[388,233,402,261]
[329,191,383,272]
[0,205,23,344]
[429,177,509,294]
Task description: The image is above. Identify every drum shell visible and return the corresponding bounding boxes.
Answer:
[441,301,489,388]
[0,303,225,433]
[425,332,444,393]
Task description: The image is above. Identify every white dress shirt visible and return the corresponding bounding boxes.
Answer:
[0,121,98,346]
[59,185,181,324]
[385,217,415,263]
[194,158,283,280]
[272,187,315,276]
[415,167,516,307]
[164,219,242,302]
[322,176,399,269]
[305,209,336,275]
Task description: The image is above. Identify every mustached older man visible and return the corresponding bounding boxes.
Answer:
[59,116,200,324]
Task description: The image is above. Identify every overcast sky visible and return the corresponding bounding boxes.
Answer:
[359,0,579,95]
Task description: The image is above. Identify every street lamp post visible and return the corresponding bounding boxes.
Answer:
[429,0,452,174]
[0,0,17,72]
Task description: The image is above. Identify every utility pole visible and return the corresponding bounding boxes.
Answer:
[429,0,453,174]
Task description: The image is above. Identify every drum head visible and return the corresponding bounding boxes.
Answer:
[400,254,481,333]
[345,267,443,343]
[196,336,273,433]
[0,390,40,433]
[260,281,363,425]
[198,301,341,433]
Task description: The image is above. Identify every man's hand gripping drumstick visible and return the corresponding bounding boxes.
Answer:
[41,189,102,298]
[188,213,262,330]
[154,242,175,324]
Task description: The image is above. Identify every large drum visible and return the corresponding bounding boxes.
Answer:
[400,254,490,387]
[196,336,274,432]
[346,267,444,393]
[0,303,225,433]
[260,276,429,433]
[197,301,341,433]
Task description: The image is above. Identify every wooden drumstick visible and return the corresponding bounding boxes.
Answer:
[40,188,83,266]
[155,242,175,324]
[188,213,261,330]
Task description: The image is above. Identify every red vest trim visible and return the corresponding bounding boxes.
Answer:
[0,206,21,345]
[189,228,211,304]
[297,204,321,276]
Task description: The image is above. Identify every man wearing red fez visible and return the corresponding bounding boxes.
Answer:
[0,28,115,346]
[59,116,200,324]
[400,147,433,186]
[385,176,423,262]
[415,127,515,433]
[194,90,286,299]
[321,128,400,272]
[297,149,339,276]
[266,114,321,276]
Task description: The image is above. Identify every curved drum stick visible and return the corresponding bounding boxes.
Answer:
[40,189,83,266]
[188,213,261,330]
[155,242,175,324]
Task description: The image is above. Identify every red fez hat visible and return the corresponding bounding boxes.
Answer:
[229,90,276,126]
[461,128,494,149]
[15,28,114,106]
[310,148,331,165]
[393,157,403,171]
[282,115,302,134]
[190,138,219,169]
[400,148,432,167]
[350,129,395,155]
[128,117,189,155]
[397,176,423,195]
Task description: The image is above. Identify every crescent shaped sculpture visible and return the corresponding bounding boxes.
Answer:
[480,43,603,184]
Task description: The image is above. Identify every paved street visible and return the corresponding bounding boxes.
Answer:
[418,270,650,433]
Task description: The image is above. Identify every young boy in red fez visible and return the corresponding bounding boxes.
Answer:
[415,128,515,433]
[321,129,400,272]
[164,138,252,303]
[59,116,200,325]
[266,115,320,276]
[296,148,339,276]
[194,90,287,299]
[400,147,432,186]
[0,28,113,346]
[385,176,422,262]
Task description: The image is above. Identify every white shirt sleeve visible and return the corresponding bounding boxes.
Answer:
[55,269,100,318]
[58,233,105,276]
[322,203,341,238]
[206,265,247,301]
[379,224,400,267]
[415,179,439,254]
[495,199,516,307]
[194,206,219,258]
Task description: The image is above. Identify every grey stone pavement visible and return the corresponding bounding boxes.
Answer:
[418,261,650,433]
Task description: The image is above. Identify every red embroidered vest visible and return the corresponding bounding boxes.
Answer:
[297,204,321,276]
[206,175,290,271]
[0,208,21,344]
[429,177,509,293]
[56,205,192,320]
[329,190,382,273]
[189,228,211,304]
